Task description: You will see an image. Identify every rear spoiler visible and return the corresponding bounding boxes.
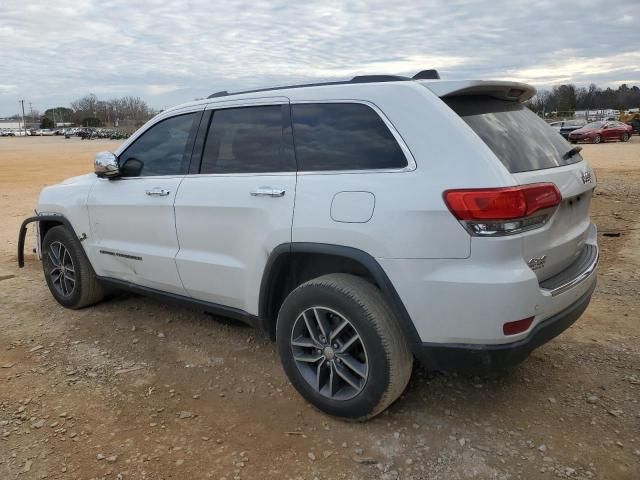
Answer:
[421,80,536,102]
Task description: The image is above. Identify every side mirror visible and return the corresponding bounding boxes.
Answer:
[94,151,120,178]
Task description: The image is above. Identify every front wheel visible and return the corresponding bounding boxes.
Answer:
[593,135,601,144]
[42,226,104,309]
[276,273,413,420]
[621,133,629,142]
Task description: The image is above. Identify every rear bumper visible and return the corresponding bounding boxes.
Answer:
[415,279,595,371]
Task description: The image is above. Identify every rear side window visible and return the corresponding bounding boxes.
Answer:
[200,105,293,174]
[445,96,582,173]
[292,103,407,171]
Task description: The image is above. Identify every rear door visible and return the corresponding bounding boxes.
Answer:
[613,121,629,139]
[174,98,296,313]
[444,96,596,281]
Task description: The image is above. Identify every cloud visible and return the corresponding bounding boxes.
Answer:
[0,0,638,115]
[145,84,182,96]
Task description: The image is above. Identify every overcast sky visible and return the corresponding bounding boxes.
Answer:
[1,0,638,116]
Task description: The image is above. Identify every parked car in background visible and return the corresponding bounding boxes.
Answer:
[78,128,96,140]
[547,120,586,139]
[548,121,565,132]
[626,117,640,135]
[568,121,632,144]
[10,129,30,136]
[559,120,587,139]
[34,129,55,136]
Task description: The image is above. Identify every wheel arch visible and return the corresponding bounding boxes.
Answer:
[258,243,422,353]
[18,214,81,267]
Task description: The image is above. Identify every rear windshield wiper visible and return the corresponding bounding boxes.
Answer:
[562,146,582,160]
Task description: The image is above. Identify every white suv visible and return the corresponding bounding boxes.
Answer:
[18,72,598,420]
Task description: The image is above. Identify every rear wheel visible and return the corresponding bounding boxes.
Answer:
[276,273,413,420]
[593,135,601,144]
[42,226,104,309]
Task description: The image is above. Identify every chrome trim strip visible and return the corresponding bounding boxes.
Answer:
[542,245,599,297]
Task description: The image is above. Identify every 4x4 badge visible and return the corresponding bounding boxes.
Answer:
[527,255,547,271]
[581,169,593,184]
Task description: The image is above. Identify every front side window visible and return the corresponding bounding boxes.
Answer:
[291,103,407,171]
[200,105,292,174]
[119,113,198,176]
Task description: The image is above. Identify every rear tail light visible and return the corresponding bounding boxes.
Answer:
[503,317,534,336]
[443,183,561,236]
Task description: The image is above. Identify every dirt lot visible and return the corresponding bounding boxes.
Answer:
[0,136,639,480]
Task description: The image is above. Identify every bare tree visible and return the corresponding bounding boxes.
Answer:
[69,94,154,127]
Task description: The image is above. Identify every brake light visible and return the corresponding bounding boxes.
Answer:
[503,317,534,335]
[443,183,561,236]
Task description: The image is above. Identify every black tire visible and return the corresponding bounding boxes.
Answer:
[621,133,629,142]
[593,135,601,144]
[42,226,104,309]
[570,140,577,144]
[276,273,413,420]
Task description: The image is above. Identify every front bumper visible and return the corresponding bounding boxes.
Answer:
[414,279,595,371]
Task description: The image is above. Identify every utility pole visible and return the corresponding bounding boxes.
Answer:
[19,100,26,136]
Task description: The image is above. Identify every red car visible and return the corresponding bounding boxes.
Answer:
[568,121,632,144]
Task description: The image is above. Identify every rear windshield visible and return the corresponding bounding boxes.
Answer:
[445,96,583,173]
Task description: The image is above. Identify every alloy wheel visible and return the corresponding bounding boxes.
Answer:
[290,307,369,400]
[48,241,76,297]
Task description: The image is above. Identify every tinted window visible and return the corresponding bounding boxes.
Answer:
[445,96,582,173]
[200,106,292,173]
[292,103,407,171]
[119,113,198,176]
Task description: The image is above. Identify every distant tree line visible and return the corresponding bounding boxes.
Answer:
[527,83,640,115]
[37,94,156,128]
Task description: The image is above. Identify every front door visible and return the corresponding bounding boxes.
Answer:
[174,100,296,314]
[87,110,202,295]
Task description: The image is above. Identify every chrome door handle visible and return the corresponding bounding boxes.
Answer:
[250,187,285,197]
[146,188,170,197]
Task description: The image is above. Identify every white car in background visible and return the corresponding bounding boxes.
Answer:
[35,129,55,136]
[10,129,30,136]
[18,71,598,420]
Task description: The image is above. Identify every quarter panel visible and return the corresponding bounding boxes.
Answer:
[293,171,470,258]
[290,83,518,260]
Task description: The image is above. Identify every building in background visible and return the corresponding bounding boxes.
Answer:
[0,119,22,129]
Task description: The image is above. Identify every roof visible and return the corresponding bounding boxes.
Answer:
[161,71,536,116]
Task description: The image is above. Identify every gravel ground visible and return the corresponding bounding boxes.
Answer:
[0,136,638,480]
